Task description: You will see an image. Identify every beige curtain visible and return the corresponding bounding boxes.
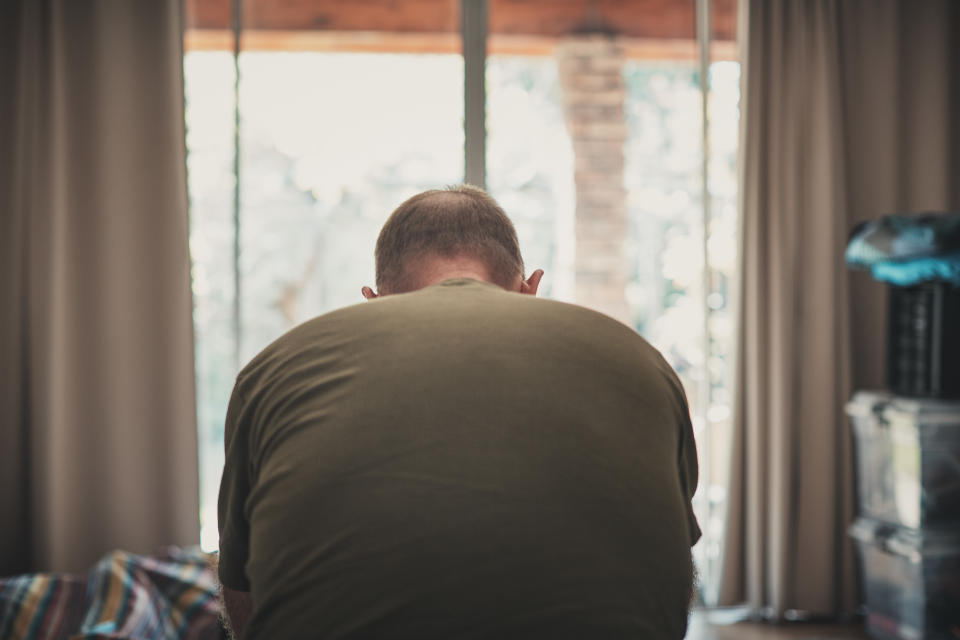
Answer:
[0,1,199,575]
[719,0,960,618]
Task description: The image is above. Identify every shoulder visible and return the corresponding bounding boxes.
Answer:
[525,296,665,356]
[530,299,689,406]
[234,300,374,384]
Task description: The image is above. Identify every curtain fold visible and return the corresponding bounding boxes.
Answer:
[0,1,199,575]
[720,0,960,618]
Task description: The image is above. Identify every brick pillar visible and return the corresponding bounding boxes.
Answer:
[556,35,630,325]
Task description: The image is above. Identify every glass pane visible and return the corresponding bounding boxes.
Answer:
[183,48,238,552]
[184,0,463,551]
[486,0,739,604]
[699,58,740,605]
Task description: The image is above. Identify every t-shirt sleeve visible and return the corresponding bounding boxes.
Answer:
[662,363,702,547]
[677,407,702,546]
[217,379,253,591]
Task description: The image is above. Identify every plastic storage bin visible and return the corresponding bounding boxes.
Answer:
[847,392,960,529]
[849,518,960,640]
[887,282,960,400]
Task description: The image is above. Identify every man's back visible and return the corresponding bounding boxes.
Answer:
[218,278,700,639]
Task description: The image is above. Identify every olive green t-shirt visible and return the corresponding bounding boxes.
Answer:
[218,278,701,639]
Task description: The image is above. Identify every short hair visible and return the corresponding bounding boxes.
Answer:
[374,185,525,294]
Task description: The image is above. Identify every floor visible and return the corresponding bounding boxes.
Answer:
[687,609,870,640]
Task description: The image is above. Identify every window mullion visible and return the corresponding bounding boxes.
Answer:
[462,0,487,189]
[232,0,243,372]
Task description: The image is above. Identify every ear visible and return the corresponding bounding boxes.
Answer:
[519,269,544,296]
[361,286,379,300]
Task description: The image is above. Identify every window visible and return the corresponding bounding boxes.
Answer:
[184,0,738,603]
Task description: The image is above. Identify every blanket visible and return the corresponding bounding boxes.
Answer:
[0,546,226,640]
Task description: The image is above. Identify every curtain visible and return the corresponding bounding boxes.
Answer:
[0,1,199,575]
[719,0,960,618]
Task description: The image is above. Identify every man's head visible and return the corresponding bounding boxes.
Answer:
[362,185,543,298]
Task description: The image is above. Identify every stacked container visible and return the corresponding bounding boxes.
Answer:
[845,214,960,637]
[847,391,960,640]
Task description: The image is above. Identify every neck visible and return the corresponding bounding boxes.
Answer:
[412,255,505,290]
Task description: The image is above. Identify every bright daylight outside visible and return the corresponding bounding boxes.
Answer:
[183,3,739,604]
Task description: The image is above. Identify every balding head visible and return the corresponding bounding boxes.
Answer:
[372,185,527,295]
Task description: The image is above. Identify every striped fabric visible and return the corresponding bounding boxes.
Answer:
[0,546,226,640]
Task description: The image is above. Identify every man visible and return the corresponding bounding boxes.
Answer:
[217,185,701,639]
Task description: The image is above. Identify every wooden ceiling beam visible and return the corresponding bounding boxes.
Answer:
[186,0,736,42]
